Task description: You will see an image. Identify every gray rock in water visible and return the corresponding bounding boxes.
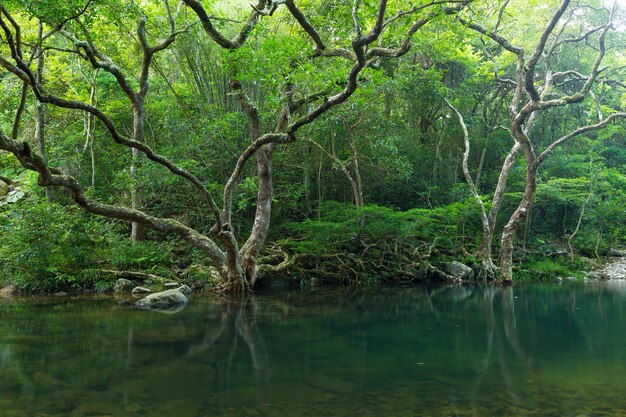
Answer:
[440,261,475,281]
[131,286,152,296]
[114,278,135,293]
[136,288,188,311]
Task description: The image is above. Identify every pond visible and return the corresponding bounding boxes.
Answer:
[1,283,626,417]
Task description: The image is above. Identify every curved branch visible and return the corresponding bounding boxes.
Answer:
[285,0,325,52]
[182,0,267,49]
[0,7,222,225]
[0,129,227,267]
[459,18,522,54]
[222,133,292,224]
[525,0,571,101]
[445,99,490,236]
[534,113,626,167]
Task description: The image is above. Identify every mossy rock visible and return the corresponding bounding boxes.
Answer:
[0,180,8,196]
[183,264,221,288]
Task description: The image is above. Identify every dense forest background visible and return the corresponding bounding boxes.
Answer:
[1,0,625,292]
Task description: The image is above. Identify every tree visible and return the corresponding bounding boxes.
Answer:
[456,0,626,281]
[0,0,472,291]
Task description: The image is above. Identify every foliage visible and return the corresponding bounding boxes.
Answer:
[279,199,485,257]
[1,0,626,291]
[0,200,102,291]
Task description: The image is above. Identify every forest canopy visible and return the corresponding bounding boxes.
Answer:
[1,0,625,292]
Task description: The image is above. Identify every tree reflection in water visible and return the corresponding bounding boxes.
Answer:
[2,284,626,416]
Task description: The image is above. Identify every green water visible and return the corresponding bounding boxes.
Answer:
[1,283,626,417]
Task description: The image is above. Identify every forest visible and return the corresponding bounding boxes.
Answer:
[1,0,626,293]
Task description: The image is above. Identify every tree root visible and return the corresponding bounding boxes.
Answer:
[253,240,463,286]
[476,259,499,281]
[98,269,170,282]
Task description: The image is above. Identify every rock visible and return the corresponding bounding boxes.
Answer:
[440,261,475,281]
[164,282,180,289]
[131,286,152,296]
[125,403,141,413]
[54,291,68,297]
[183,264,222,288]
[555,277,563,283]
[0,285,17,297]
[32,372,67,389]
[69,402,123,417]
[0,180,8,196]
[565,276,577,281]
[177,284,192,296]
[157,400,201,417]
[5,189,25,203]
[114,278,135,293]
[136,288,188,311]
[589,257,626,281]
[610,249,626,257]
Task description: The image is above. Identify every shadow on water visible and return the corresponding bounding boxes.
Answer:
[2,283,626,416]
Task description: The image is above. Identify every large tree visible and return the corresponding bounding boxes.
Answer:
[0,0,471,291]
[456,0,626,281]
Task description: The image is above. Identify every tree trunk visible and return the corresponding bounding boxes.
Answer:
[131,103,146,242]
[239,146,274,288]
[35,37,52,201]
[475,146,486,190]
[499,143,537,283]
[349,141,364,208]
[446,99,496,279]
[130,147,146,241]
[476,142,521,264]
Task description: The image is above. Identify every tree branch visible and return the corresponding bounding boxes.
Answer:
[525,0,571,101]
[181,0,267,49]
[0,129,227,267]
[534,113,626,167]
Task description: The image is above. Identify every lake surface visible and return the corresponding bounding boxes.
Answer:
[2,283,626,416]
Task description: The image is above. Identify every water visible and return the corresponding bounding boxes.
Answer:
[2,283,626,416]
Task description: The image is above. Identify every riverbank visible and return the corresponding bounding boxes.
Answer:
[586,256,626,281]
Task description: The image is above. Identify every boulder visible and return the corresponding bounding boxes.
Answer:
[164,282,180,289]
[131,286,152,296]
[440,261,475,281]
[177,284,192,296]
[0,180,8,197]
[0,285,17,297]
[114,278,135,293]
[5,189,25,203]
[136,288,188,311]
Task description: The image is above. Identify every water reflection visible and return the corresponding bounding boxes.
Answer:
[1,284,626,416]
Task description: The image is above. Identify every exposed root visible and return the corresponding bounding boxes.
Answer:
[476,259,499,282]
[252,239,463,286]
[98,269,169,282]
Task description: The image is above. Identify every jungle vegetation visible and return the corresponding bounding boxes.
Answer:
[1,0,625,292]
